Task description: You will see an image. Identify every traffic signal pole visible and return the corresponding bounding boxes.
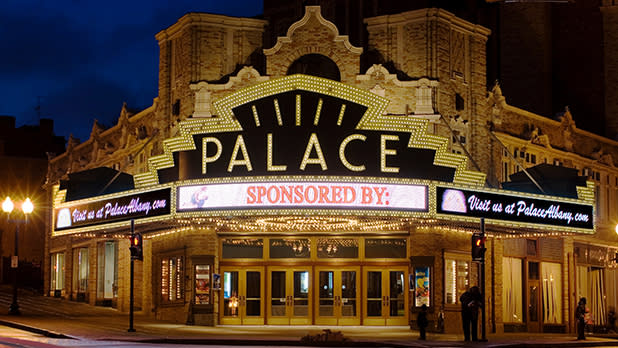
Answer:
[480,218,486,341]
[128,219,136,333]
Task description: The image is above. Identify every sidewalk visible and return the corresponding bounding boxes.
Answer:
[0,288,616,347]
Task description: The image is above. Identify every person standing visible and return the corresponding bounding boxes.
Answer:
[460,286,482,341]
[417,304,429,340]
[576,298,587,340]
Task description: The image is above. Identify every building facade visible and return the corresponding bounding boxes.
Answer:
[0,116,64,288]
[44,6,617,335]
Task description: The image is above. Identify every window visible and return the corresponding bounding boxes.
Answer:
[317,238,358,258]
[97,241,118,300]
[222,239,263,259]
[365,239,407,258]
[445,257,470,305]
[502,257,523,323]
[161,256,184,303]
[72,247,89,295]
[50,252,65,293]
[269,238,310,258]
[541,262,562,324]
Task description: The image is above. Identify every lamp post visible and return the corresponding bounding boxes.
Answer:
[3,197,34,315]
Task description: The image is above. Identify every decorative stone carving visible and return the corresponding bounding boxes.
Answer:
[415,78,434,114]
[528,127,551,148]
[192,85,212,118]
[370,84,385,97]
[559,107,576,152]
[487,81,506,126]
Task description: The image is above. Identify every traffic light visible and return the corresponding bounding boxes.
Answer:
[471,233,486,261]
[129,233,143,261]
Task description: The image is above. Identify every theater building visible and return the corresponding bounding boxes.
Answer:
[44,6,618,335]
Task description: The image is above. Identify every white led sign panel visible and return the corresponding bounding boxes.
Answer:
[178,182,427,212]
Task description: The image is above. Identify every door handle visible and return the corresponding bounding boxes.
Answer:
[382,296,386,306]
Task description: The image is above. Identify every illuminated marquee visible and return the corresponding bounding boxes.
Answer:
[135,75,486,188]
[54,188,171,231]
[436,186,594,231]
[178,182,427,211]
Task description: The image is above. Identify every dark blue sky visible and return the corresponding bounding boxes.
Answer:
[0,0,263,142]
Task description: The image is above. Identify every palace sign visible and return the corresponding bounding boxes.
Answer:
[178,182,427,211]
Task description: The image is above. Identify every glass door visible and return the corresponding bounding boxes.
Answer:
[315,267,360,325]
[363,268,408,325]
[267,267,311,325]
[220,267,264,325]
[527,261,541,332]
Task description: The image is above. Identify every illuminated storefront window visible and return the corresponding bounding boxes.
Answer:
[445,257,470,305]
[72,247,89,297]
[97,241,118,301]
[541,262,562,324]
[161,256,184,302]
[502,257,523,323]
[50,252,65,295]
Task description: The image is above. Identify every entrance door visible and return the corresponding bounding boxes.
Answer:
[315,267,360,325]
[267,267,312,325]
[220,267,264,325]
[527,261,541,332]
[363,268,408,325]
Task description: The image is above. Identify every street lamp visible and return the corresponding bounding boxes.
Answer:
[2,197,34,315]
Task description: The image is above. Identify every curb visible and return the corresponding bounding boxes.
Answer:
[0,319,72,339]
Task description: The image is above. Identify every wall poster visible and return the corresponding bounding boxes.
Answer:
[414,266,431,307]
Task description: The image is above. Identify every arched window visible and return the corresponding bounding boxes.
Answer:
[287,54,341,81]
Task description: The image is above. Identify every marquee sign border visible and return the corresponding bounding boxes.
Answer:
[133,74,486,188]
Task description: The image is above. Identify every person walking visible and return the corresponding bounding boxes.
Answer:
[576,297,587,340]
[417,304,429,340]
[460,286,482,341]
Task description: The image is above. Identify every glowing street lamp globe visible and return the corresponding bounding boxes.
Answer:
[21,198,33,214]
[2,197,14,214]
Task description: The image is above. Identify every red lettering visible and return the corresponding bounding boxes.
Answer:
[332,186,343,203]
[305,186,318,203]
[256,186,266,203]
[318,186,331,203]
[267,186,280,203]
[280,186,293,203]
[294,185,304,203]
[373,187,387,205]
[361,187,373,204]
[344,186,355,203]
[246,186,256,204]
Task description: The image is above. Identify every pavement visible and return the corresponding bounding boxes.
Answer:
[0,287,617,347]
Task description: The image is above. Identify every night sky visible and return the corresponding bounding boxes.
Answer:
[0,0,263,142]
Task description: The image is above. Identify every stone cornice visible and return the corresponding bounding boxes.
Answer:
[365,8,491,40]
[156,12,267,42]
[49,103,156,166]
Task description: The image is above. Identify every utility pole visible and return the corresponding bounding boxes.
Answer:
[480,218,487,341]
[128,219,136,332]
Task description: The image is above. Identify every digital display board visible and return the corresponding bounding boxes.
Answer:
[177,182,427,212]
[436,186,593,230]
[54,188,171,231]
